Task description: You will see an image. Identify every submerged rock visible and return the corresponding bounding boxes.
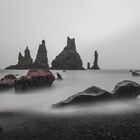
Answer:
[90,50,100,70]
[51,37,84,70]
[130,70,140,76]
[52,86,113,108]
[113,80,140,98]
[0,74,17,90]
[56,72,63,80]
[15,69,55,92]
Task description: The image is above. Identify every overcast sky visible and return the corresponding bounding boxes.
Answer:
[0,0,140,69]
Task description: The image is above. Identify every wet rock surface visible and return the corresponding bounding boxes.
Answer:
[0,74,17,90]
[51,37,84,70]
[56,72,63,80]
[52,86,114,108]
[53,80,140,108]
[15,69,55,92]
[113,80,140,98]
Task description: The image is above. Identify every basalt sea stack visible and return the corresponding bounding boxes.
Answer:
[5,40,49,69]
[87,50,100,70]
[51,37,84,70]
[34,40,49,69]
[6,47,33,69]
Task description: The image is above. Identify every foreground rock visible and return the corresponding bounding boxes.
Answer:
[51,37,84,70]
[113,80,140,98]
[53,80,140,108]
[52,86,114,108]
[5,40,49,69]
[15,69,55,91]
[0,74,17,90]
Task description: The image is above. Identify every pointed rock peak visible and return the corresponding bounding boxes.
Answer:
[18,52,23,58]
[95,50,98,56]
[67,36,75,46]
[25,46,29,50]
[25,46,30,53]
[42,40,45,46]
[90,50,100,70]
[34,40,49,68]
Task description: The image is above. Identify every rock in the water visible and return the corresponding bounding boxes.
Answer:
[0,74,17,90]
[15,69,55,92]
[18,47,33,66]
[113,80,140,98]
[87,62,90,69]
[34,40,49,68]
[51,37,84,70]
[90,50,100,70]
[5,40,49,69]
[130,70,140,76]
[52,86,113,108]
[56,72,63,80]
[6,47,33,69]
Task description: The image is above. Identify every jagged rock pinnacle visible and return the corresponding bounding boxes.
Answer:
[51,37,84,70]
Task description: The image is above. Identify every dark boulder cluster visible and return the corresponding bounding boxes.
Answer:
[51,37,84,70]
[52,80,140,108]
[87,50,100,70]
[6,40,49,69]
[0,74,17,90]
[15,69,55,91]
[0,70,55,92]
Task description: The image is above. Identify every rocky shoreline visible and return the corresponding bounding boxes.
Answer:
[0,69,55,92]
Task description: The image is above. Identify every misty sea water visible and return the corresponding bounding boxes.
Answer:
[0,69,140,114]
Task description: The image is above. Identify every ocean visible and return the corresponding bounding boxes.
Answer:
[0,70,140,115]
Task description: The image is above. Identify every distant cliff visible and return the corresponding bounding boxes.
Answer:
[87,50,100,70]
[51,37,84,70]
[5,40,49,69]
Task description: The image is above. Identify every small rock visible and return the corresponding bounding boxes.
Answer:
[56,72,63,80]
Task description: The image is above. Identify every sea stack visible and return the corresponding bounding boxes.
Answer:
[87,62,90,69]
[90,50,100,70]
[5,40,49,69]
[6,47,33,69]
[51,37,84,70]
[18,47,33,67]
[34,40,49,69]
